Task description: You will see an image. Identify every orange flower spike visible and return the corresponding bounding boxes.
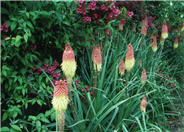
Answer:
[119,59,125,77]
[141,16,148,36]
[92,46,102,72]
[161,21,168,40]
[173,38,178,49]
[125,44,135,72]
[52,80,69,112]
[141,69,147,84]
[61,44,77,79]
[152,35,157,52]
[140,96,148,113]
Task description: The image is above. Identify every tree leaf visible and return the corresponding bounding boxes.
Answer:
[10,125,22,132]
[11,21,17,31]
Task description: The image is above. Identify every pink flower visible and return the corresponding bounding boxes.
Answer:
[47,66,57,74]
[93,13,98,19]
[90,91,93,95]
[88,1,96,10]
[113,9,121,17]
[52,72,60,80]
[81,88,84,92]
[101,4,108,11]
[166,75,170,80]
[107,12,113,19]
[111,2,116,9]
[82,16,91,23]
[76,8,83,14]
[148,16,154,28]
[75,80,79,83]
[36,70,41,75]
[85,87,89,92]
[4,29,8,32]
[127,11,134,18]
[44,63,49,67]
[76,2,86,15]
[149,4,153,7]
[31,67,36,72]
[79,1,84,8]
[3,22,8,28]
[1,26,3,31]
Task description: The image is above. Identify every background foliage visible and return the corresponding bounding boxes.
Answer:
[1,1,184,132]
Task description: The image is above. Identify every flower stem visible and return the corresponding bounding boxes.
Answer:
[93,69,98,93]
[57,110,65,132]
[125,72,130,96]
[67,78,75,113]
[142,112,147,132]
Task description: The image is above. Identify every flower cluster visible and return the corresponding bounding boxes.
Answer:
[74,80,93,103]
[1,22,8,33]
[31,60,60,86]
[76,1,122,24]
[157,70,175,88]
[88,1,96,10]
[126,11,134,19]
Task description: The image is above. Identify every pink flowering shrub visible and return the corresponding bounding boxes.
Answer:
[31,60,61,87]
[1,22,9,33]
[76,1,126,25]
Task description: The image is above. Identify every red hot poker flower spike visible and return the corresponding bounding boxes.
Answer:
[173,38,178,49]
[152,35,157,52]
[119,59,125,77]
[52,80,69,112]
[141,16,148,36]
[140,96,147,113]
[92,46,102,71]
[61,44,77,79]
[125,44,135,72]
[141,69,147,84]
[161,21,168,40]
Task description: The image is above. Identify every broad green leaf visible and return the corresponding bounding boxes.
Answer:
[10,125,22,132]
[1,127,10,131]
[11,21,17,31]
[2,113,8,121]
